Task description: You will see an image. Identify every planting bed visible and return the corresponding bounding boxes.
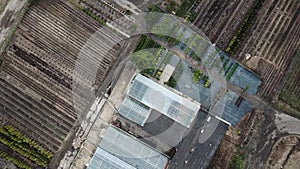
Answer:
[0,0,123,167]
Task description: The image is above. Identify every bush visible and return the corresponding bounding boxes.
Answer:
[232,154,244,169]
[165,76,177,88]
[193,69,203,82]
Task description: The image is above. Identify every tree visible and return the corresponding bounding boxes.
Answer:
[132,51,157,71]
[232,154,244,169]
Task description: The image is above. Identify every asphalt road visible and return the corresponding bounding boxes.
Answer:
[169,110,228,169]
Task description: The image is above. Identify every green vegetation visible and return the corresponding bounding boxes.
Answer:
[193,69,203,82]
[68,0,84,10]
[171,61,184,83]
[192,69,211,88]
[134,35,162,52]
[231,153,245,169]
[204,79,211,88]
[83,8,106,26]
[166,0,176,13]
[174,0,199,22]
[275,52,300,116]
[0,125,53,167]
[278,93,300,111]
[0,151,32,169]
[190,51,201,62]
[202,75,211,88]
[132,50,158,71]
[175,0,191,17]
[223,59,229,70]
[165,76,177,88]
[272,101,300,119]
[140,68,155,76]
[226,63,238,80]
[242,85,250,93]
[152,16,173,37]
[147,4,163,13]
[184,12,197,22]
[155,68,163,79]
[226,0,266,55]
[0,0,9,15]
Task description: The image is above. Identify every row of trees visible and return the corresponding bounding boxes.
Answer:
[0,125,53,167]
[226,0,266,55]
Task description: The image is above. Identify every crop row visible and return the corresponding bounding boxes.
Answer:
[134,35,162,52]
[0,125,53,167]
[226,0,266,55]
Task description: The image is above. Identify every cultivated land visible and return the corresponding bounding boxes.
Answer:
[157,0,300,168]
[0,0,122,168]
[162,0,300,107]
[161,0,300,116]
[0,0,299,168]
[273,52,300,118]
[237,0,300,101]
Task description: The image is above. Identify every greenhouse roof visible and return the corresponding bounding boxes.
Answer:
[119,74,200,128]
[87,126,168,169]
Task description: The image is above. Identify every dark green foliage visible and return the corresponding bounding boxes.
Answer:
[140,68,155,76]
[0,125,53,167]
[166,0,176,13]
[232,154,244,169]
[193,69,203,82]
[175,0,191,17]
[165,76,177,87]
[223,59,229,70]
[134,35,162,52]
[226,63,238,80]
[190,51,201,62]
[226,0,266,55]
[83,8,106,26]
